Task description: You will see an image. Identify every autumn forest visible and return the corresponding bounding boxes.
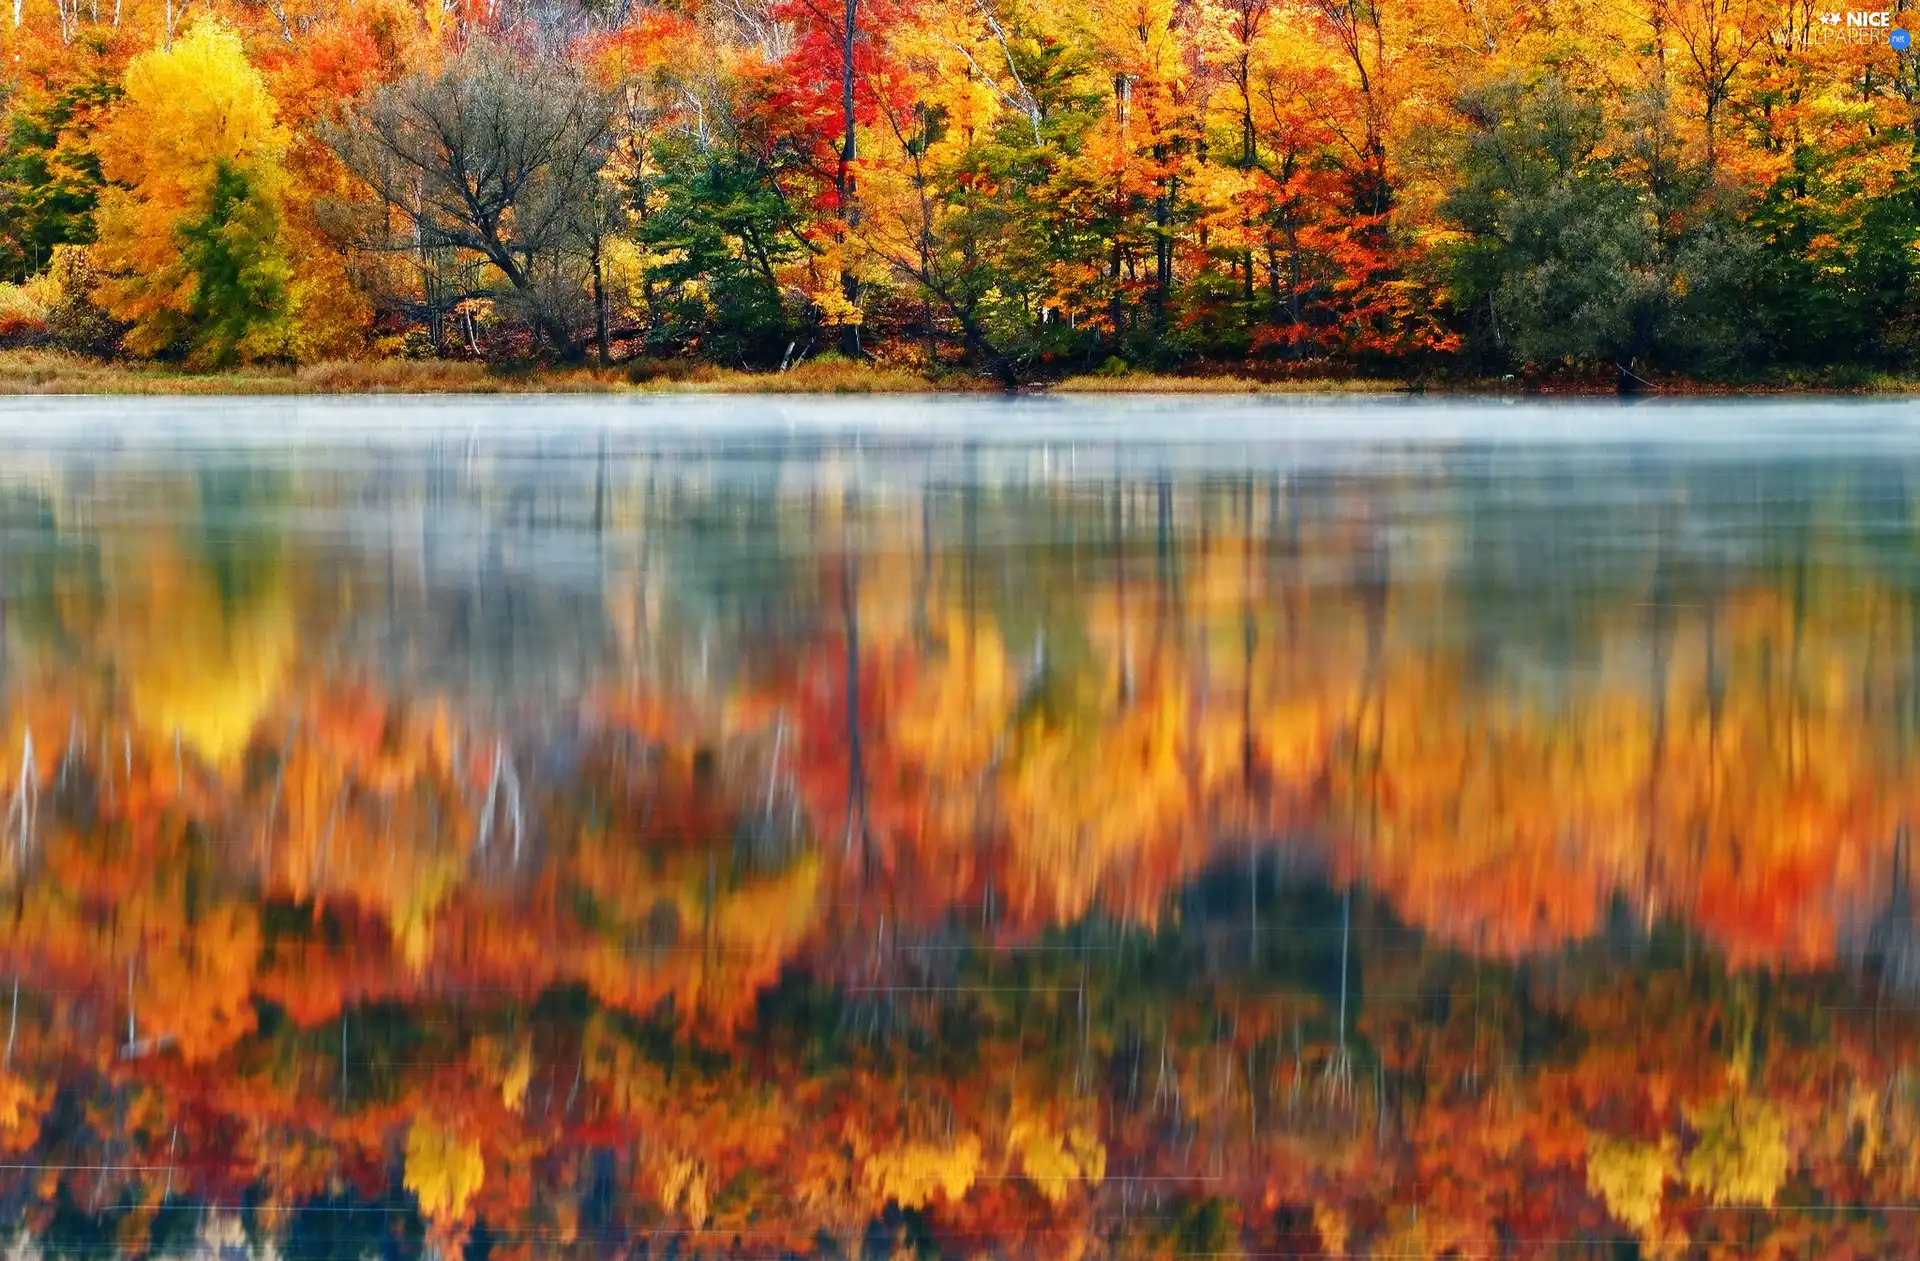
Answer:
[0,0,1918,385]
[0,402,1910,1259]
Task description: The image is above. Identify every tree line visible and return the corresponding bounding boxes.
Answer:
[2,0,1915,385]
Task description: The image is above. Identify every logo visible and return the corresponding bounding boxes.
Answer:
[1895,25,1913,46]
[1821,7,1893,21]
[1818,11,1841,21]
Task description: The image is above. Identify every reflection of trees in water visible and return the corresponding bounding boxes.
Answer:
[0,483,94,694]
[5,442,1920,956]
[749,450,1920,977]
[3,436,1920,1257]
[0,450,664,734]
[0,470,295,775]
[328,444,621,717]
[106,474,294,768]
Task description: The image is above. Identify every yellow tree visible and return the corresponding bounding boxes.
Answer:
[92,21,294,364]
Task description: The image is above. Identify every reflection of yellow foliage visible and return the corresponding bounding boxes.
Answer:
[711,852,822,959]
[1008,1109,1105,1204]
[1683,1095,1790,1208]
[1587,1136,1675,1234]
[0,1075,32,1132]
[892,611,1013,780]
[656,1154,711,1227]
[405,1121,485,1222]
[572,838,822,1027]
[467,1036,534,1111]
[860,1133,981,1209]
[393,855,463,972]
[1312,1203,1349,1256]
[500,1043,533,1112]
[1001,668,1191,923]
[105,523,292,768]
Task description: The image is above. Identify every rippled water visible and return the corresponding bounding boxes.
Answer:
[1,395,1918,1259]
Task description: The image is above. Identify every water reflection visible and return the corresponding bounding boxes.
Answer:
[1,399,1919,1259]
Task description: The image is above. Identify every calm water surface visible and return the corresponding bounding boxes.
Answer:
[1,395,1917,1259]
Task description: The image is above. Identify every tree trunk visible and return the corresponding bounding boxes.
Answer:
[957,315,1018,390]
[592,240,610,367]
[837,0,863,359]
[1153,159,1172,337]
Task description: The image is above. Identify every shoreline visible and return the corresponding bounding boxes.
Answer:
[0,350,1912,398]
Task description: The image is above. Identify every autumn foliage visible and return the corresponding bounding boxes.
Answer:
[2,0,1916,380]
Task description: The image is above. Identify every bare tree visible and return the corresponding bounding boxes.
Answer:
[324,40,614,359]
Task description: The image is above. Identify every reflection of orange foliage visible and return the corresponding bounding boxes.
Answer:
[564,846,823,1031]
[3,521,1913,1095]
[1238,580,1907,967]
[7,497,1920,1259]
[769,533,1916,968]
[0,1070,49,1152]
[0,664,832,1065]
[135,903,263,1063]
[259,684,469,919]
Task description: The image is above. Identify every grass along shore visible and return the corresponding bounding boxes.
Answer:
[0,349,945,395]
[0,349,1912,396]
[0,349,1408,395]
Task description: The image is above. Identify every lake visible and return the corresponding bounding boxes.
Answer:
[1,394,1918,1259]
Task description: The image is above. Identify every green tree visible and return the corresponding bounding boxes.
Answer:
[1443,78,1756,389]
[638,140,807,367]
[0,65,120,284]
[860,41,1109,385]
[91,21,293,363]
[1747,149,1920,371]
[177,160,291,368]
